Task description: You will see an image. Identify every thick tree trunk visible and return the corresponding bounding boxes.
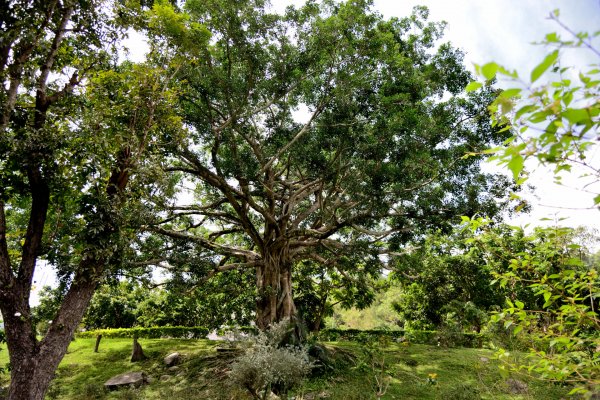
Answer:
[3,267,98,400]
[254,243,308,346]
[256,259,296,331]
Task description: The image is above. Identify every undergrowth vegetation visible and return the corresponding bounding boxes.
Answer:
[0,337,573,399]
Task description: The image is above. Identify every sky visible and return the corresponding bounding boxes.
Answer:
[375,0,600,231]
[30,0,600,304]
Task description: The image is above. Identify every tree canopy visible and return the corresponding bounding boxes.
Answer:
[138,0,514,330]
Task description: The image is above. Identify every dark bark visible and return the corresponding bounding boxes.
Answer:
[1,143,132,400]
[307,294,328,333]
[4,266,99,400]
[254,243,308,345]
[255,255,296,330]
[94,335,102,353]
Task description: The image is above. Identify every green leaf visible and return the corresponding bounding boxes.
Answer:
[562,108,589,125]
[481,62,499,80]
[507,154,524,181]
[514,202,525,212]
[509,192,521,200]
[497,65,518,78]
[531,50,559,83]
[515,105,538,120]
[500,88,522,98]
[513,325,523,335]
[543,292,552,302]
[568,388,585,395]
[515,300,524,309]
[465,81,483,92]
[529,111,549,123]
[566,257,583,266]
[545,32,559,43]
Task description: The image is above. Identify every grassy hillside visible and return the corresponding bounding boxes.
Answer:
[0,338,570,399]
[327,286,403,331]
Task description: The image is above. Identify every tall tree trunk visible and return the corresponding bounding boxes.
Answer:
[255,250,296,331]
[3,266,98,400]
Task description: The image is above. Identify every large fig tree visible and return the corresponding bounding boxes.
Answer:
[145,0,512,331]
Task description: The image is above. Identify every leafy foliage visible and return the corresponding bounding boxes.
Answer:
[318,328,487,348]
[327,283,403,331]
[354,336,394,399]
[137,269,257,329]
[229,319,314,399]
[35,276,256,331]
[467,10,600,200]
[0,1,183,396]
[76,326,209,339]
[82,282,145,330]
[138,0,514,331]
[463,217,599,395]
[391,228,511,330]
[464,12,600,396]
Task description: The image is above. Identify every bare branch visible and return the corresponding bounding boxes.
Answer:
[147,225,260,260]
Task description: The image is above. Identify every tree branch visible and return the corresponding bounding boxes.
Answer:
[36,6,74,105]
[261,101,327,173]
[16,165,50,298]
[0,201,14,289]
[147,225,260,260]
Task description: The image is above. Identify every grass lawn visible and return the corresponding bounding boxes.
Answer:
[0,338,571,399]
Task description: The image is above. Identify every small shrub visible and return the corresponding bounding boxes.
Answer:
[403,330,437,345]
[229,319,313,399]
[45,381,61,400]
[486,320,532,352]
[436,323,464,348]
[441,301,488,334]
[318,328,487,348]
[113,387,144,400]
[78,383,104,400]
[356,336,394,399]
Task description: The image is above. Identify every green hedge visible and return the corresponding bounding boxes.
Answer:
[75,326,486,347]
[216,326,258,336]
[77,326,209,339]
[317,328,488,348]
